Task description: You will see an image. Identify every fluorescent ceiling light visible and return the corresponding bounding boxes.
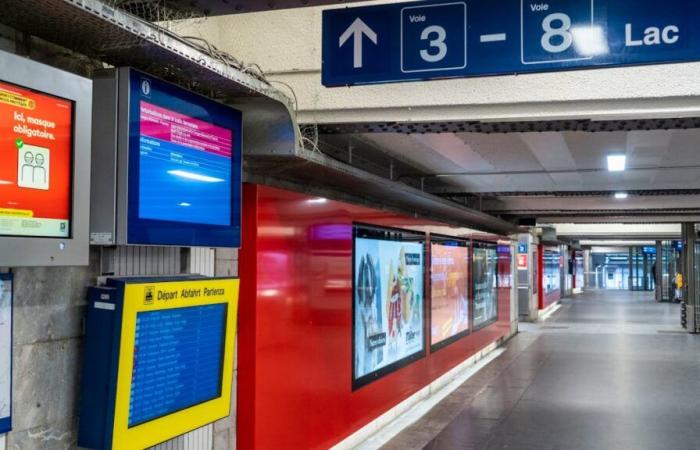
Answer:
[167,170,224,183]
[178,202,191,207]
[307,198,328,204]
[572,26,609,56]
[607,154,626,172]
[614,192,628,199]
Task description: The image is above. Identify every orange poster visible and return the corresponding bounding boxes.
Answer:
[0,80,73,237]
[430,243,470,346]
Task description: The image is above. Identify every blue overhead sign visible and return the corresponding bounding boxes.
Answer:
[322,0,698,86]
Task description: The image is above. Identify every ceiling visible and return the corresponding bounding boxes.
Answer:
[316,126,700,223]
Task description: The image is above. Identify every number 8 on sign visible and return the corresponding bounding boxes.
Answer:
[521,0,595,64]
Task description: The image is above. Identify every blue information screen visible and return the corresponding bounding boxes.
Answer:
[126,70,242,247]
[128,304,227,427]
[138,103,232,227]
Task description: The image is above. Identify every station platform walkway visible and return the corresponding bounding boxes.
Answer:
[381,291,695,450]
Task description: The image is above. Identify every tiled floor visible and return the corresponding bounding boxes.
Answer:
[382,291,696,450]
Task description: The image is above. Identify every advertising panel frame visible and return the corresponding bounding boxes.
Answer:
[429,234,471,353]
[352,223,426,391]
[0,50,91,266]
[472,240,499,332]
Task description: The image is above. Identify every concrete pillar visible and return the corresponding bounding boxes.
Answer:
[681,223,696,333]
[655,240,662,302]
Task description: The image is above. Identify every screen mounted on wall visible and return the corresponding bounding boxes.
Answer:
[129,304,227,427]
[0,80,73,238]
[127,70,242,247]
[430,238,470,350]
[78,277,239,450]
[353,225,425,389]
[473,242,499,330]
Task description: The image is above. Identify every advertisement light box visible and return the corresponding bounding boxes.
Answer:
[91,68,242,248]
[353,224,425,390]
[473,241,499,330]
[0,50,91,266]
[78,277,239,450]
[430,237,470,351]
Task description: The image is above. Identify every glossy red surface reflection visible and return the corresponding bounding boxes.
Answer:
[238,185,513,450]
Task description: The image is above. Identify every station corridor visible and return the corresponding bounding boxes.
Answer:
[383,292,693,450]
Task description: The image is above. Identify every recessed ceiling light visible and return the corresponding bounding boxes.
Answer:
[307,198,328,204]
[607,154,626,172]
[614,192,628,199]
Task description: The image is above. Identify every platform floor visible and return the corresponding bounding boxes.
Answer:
[382,291,697,450]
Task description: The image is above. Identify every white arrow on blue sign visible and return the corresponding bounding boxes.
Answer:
[338,18,378,69]
[322,0,700,87]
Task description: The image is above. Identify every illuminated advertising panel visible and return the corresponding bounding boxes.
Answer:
[0,81,72,238]
[78,278,239,450]
[127,70,242,247]
[473,242,498,330]
[543,249,561,295]
[430,240,469,350]
[353,225,425,389]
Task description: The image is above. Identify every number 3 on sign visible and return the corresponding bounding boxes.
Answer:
[400,2,467,74]
[420,25,448,62]
[521,0,594,64]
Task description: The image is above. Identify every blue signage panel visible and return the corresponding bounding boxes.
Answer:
[322,0,700,86]
[518,243,528,254]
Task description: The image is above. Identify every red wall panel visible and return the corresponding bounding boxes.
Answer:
[238,184,513,450]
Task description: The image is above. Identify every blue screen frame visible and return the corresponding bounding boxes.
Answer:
[127,69,242,247]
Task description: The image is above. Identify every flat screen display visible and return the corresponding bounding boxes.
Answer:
[129,304,227,427]
[353,226,424,389]
[430,242,469,348]
[0,80,73,238]
[543,249,561,295]
[127,70,242,247]
[473,244,498,329]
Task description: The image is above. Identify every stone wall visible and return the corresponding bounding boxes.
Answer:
[7,250,99,450]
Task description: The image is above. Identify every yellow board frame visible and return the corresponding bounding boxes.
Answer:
[111,278,239,450]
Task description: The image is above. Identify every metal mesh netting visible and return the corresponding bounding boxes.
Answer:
[106,0,205,22]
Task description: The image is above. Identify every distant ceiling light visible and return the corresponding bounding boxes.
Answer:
[572,26,609,56]
[308,198,328,204]
[614,192,628,199]
[607,154,626,172]
[178,202,191,207]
